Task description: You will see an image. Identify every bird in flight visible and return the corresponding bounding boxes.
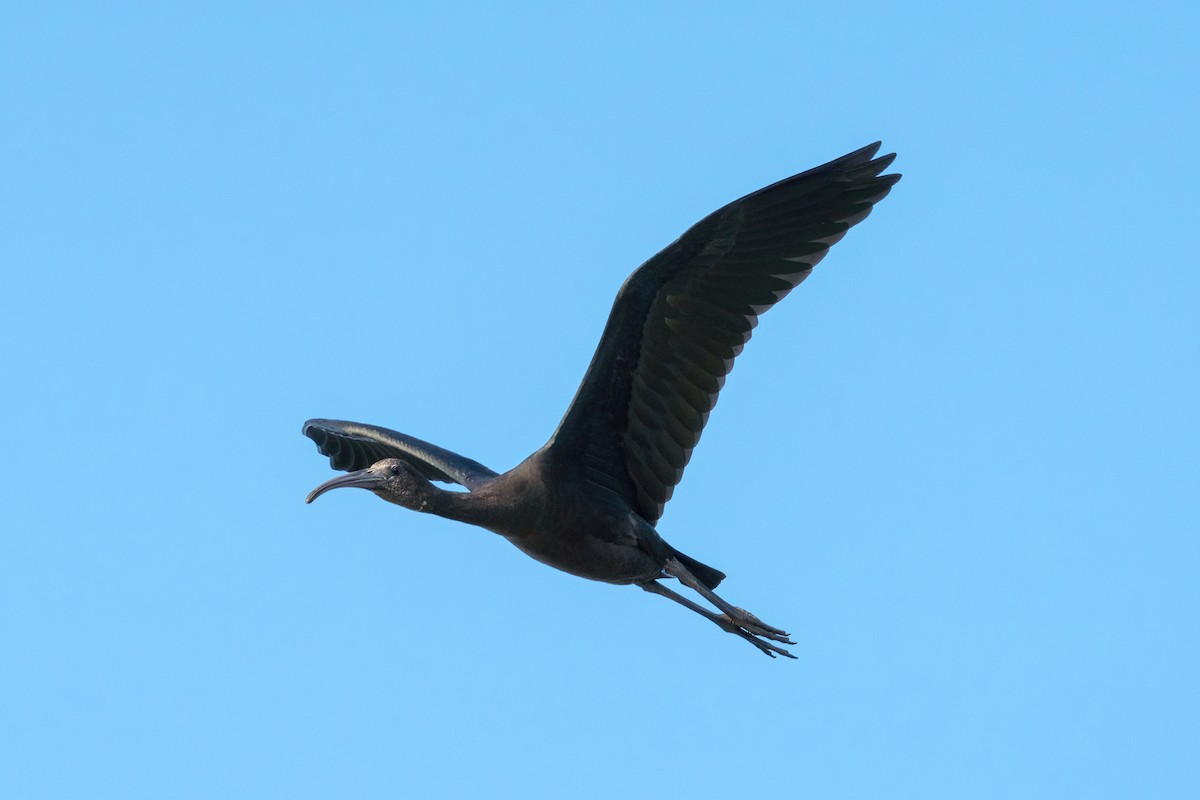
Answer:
[304,142,900,658]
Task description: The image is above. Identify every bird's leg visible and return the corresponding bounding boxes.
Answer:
[641,581,796,659]
[662,556,794,644]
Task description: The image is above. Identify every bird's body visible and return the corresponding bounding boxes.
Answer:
[314,442,687,585]
[305,143,901,657]
[476,451,669,585]
[480,452,662,581]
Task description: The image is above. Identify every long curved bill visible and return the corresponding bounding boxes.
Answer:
[305,469,384,504]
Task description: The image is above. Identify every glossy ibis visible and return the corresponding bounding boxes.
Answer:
[305,143,900,657]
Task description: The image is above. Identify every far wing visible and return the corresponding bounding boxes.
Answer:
[303,418,499,490]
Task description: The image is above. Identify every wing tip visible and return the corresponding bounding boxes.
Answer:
[871,150,898,172]
[846,141,882,159]
[847,142,900,183]
[302,418,331,436]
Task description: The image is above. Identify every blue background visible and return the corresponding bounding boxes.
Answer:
[3,2,1197,797]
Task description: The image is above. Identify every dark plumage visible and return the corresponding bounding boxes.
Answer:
[305,143,900,657]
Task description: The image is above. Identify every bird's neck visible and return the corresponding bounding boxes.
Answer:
[410,482,499,530]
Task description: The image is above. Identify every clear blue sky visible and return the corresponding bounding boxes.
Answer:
[3,2,1197,797]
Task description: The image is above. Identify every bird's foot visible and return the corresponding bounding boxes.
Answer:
[715,615,797,659]
[640,575,796,659]
[661,555,794,646]
[726,605,795,644]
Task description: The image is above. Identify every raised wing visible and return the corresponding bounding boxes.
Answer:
[546,143,900,523]
[303,419,499,490]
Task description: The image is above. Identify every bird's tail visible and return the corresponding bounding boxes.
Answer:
[669,548,726,589]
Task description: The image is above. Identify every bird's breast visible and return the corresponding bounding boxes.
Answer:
[505,500,664,585]
[476,457,666,585]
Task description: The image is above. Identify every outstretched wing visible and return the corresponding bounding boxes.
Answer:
[546,143,900,523]
[303,419,499,490]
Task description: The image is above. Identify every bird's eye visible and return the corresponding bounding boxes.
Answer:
[389,464,402,476]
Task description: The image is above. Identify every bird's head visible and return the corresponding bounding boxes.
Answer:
[305,458,429,509]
